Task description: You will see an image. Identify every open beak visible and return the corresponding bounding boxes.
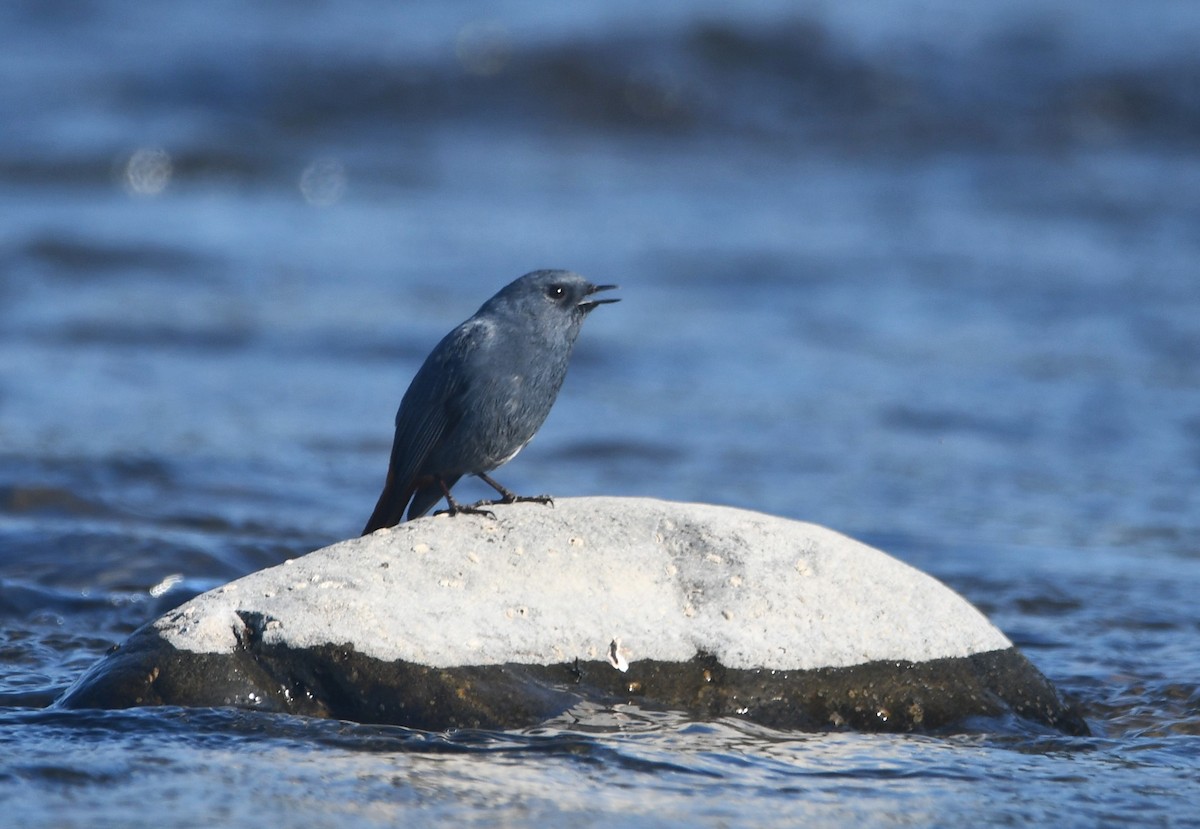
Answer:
[577,284,620,312]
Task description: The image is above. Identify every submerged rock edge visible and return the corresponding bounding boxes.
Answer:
[57,625,1088,735]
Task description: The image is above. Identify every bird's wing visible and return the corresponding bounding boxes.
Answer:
[391,320,492,477]
[362,320,490,533]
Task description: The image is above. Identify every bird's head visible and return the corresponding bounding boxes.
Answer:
[486,270,620,332]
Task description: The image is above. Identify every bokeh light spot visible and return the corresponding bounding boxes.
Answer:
[299,157,348,206]
[123,147,172,196]
[456,21,511,76]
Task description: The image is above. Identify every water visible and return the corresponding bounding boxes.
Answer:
[2,0,1199,825]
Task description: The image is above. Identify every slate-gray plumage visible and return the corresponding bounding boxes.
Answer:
[363,270,618,533]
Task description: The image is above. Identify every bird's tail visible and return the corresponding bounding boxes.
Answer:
[361,464,415,535]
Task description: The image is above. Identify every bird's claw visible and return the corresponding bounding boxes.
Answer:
[434,504,497,519]
[514,494,554,508]
[475,494,554,509]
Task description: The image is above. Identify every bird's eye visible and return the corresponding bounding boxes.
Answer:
[545,284,566,300]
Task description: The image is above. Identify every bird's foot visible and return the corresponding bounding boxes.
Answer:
[515,493,554,507]
[474,473,554,509]
[434,503,497,519]
[475,494,554,509]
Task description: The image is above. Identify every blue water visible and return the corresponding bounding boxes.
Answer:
[3,0,1200,825]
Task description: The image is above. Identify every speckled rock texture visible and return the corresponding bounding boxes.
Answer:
[58,497,1088,734]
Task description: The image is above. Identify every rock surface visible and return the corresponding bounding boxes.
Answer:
[58,497,1087,734]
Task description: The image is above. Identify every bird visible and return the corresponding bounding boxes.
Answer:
[362,270,619,534]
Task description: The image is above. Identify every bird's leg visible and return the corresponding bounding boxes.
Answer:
[472,472,554,508]
[433,478,496,519]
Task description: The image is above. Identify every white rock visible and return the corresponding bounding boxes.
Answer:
[155,497,1011,671]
